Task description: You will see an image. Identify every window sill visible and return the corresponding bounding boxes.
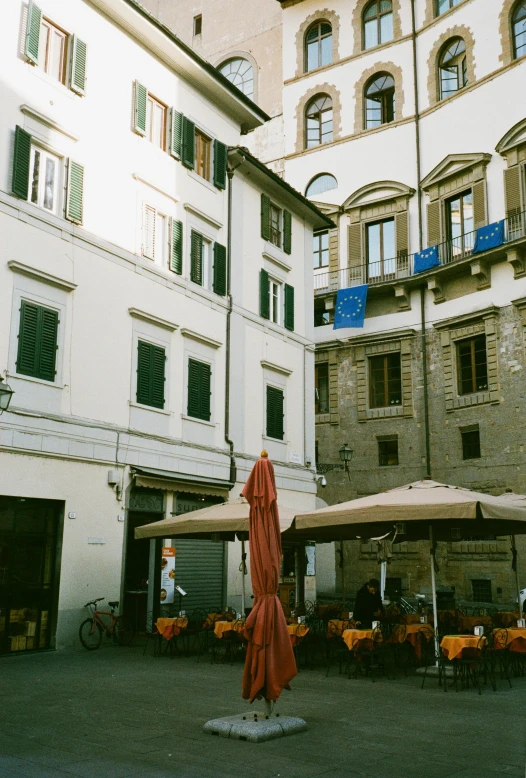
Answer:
[26,63,76,100]
[181,414,215,427]
[8,373,63,389]
[129,401,170,416]
[262,434,286,444]
[188,170,218,194]
[446,391,499,412]
[315,413,331,424]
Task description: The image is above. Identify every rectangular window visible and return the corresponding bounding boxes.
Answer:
[313,231,329,268]
[385,578,402,599]
[461,428,481,460]
[193,14,202,36]
[16,301,59,382]
[446,190,473,258]
[315,363,329,414]
[369,353,402,409]
[195,129,211,181]
[269,203,282,248]
[266,385,284,440]
[142,205,168,266]
[136,341,166,409]
[378,437,399,466]
[190,230,213,289]
[39,18,67,84]
[187,358,211,421]
[471,579,492,603]
[366,219,395,281]
[146,94,167,150]
[29,146,60,214]
[456,335,488,395]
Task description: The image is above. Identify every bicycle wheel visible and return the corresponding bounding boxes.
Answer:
[114,616,133,646]
[79,618,102,650]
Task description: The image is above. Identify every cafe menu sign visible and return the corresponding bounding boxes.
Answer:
[160,547,176,604]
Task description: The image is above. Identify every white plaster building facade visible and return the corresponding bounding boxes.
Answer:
[0,0,332,652]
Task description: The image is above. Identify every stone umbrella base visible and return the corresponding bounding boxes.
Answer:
[203,712,307,743]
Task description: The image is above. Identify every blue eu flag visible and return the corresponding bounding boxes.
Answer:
[414,245,439,274]
[333,285,368,329]
[472,220,504,254]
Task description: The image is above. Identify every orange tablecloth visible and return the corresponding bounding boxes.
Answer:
[440,634,486,661]
[495,612,526,628]
[492,627,526,653]
[203,613,226,629]
[342,628,380,651]
[327,619,356,637]
[389,624,434,659]
[155,617,188,639]
[287,623,309,646]
[214,620,245,639]
[458,615,492,632]
[399,614,433,626]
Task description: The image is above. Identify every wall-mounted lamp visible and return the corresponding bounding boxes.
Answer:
[0,376,14,414]
[339,443,354,481]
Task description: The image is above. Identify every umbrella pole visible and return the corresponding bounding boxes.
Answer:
[429,525,439,664]
[511,535,522,615]
[241,538,246,616]
[380,561,387,601]
[340,540,346,608]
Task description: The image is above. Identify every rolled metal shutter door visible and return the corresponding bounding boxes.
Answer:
[171,538,225,612]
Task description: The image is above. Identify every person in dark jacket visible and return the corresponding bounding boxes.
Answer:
[353,578,384,628]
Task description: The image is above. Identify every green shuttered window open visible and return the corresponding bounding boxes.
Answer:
[266,385,284,440]
[260,269,270,319]
[25,1,42,65]
[66,160,84,224]
[213,242,227,296]
[261,194,270,240]
[213,140,227,190]
[12,126,31,200]
[170,108,183,159]
[171,219,183,274]
[182,116,195,169]
[16,301,59,382]
[133,81,147,136]
[136,341,166,409]
[190,230,203,285]
[283,209,292,254]
[188,358,211,421]
[70,36,87,95]
[284,284,295,331]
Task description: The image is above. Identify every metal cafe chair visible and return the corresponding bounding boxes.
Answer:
[420,628,451,692]
[486,628,512,688]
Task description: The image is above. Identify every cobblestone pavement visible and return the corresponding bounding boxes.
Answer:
[0,643,524,778]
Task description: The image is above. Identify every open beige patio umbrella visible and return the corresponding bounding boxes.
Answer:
[135,498,297,614]
[500,490,526,614]
[289,478,526,657]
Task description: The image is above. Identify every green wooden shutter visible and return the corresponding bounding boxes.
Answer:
[213,140,227,190]
[190,230,203,285]
[16,301,58,381]
[69,36,87,95]
[136,341,165,408]
[170,108,182,159]
[182,116,195,169]
[261,194,270,240]
[25,1,42,65]
[65,160,84,224]
[170,218,183,274]
[133,81,147,136]
[284,284,294,331]
[266,386,284,440]
[260,269,270,319]
[39,307,59,382]
[12,126,31,200]
[213,242,227,296]
[283,209,292,254]
[188,359,211,420]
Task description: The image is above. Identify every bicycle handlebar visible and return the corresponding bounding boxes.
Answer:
[83,597,104,608]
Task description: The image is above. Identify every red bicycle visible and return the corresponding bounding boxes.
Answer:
[79,598,133,650]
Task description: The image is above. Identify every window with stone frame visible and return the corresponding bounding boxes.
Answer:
[364,73,395,129]
[305,21,332,72]
[313,230,329,269]
[378,436,399,466]
[369,352,402,409]
[363,1,393,50]
[513,1,526,59]
[471,579,492,602]
[436,0,462,16]
[456,335,488,395]
[439,37,467,100]
[460,426,481,459]
[315,362,329,414]
[305,94,333,149]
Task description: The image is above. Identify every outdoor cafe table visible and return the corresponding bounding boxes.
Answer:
[492,627,526,652]
[440,634,486,661]
[342,628,378,652]
[155,617,188,640]
[399,614,433,625]
[496,612,526,628]
[213,620,246,639]
[388,624,434,659]
[287,623,309,646]
[327,619,356,637]
[457,615,493,632]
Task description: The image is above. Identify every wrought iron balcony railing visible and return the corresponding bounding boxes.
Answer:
[314,209,526,295]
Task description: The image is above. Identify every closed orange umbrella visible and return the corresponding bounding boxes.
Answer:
[241,452,297,703]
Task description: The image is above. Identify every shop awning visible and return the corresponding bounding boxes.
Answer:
[131,466,234,498]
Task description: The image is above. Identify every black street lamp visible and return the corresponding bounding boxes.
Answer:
[0,376,14,414]
[339,443,354,480]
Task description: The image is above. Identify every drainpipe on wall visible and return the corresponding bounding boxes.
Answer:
[225,165,238,486]
[412,0,431,477]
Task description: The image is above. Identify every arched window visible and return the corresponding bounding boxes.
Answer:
[363,1,393,50]
[305,95,333,149]
[218,58,254,100]
[437,0,462,16]
[513,1,526,59]
[305,21,332,72]
[365,73,395,128]
[439,38,467,99]
[305,174,338,198]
